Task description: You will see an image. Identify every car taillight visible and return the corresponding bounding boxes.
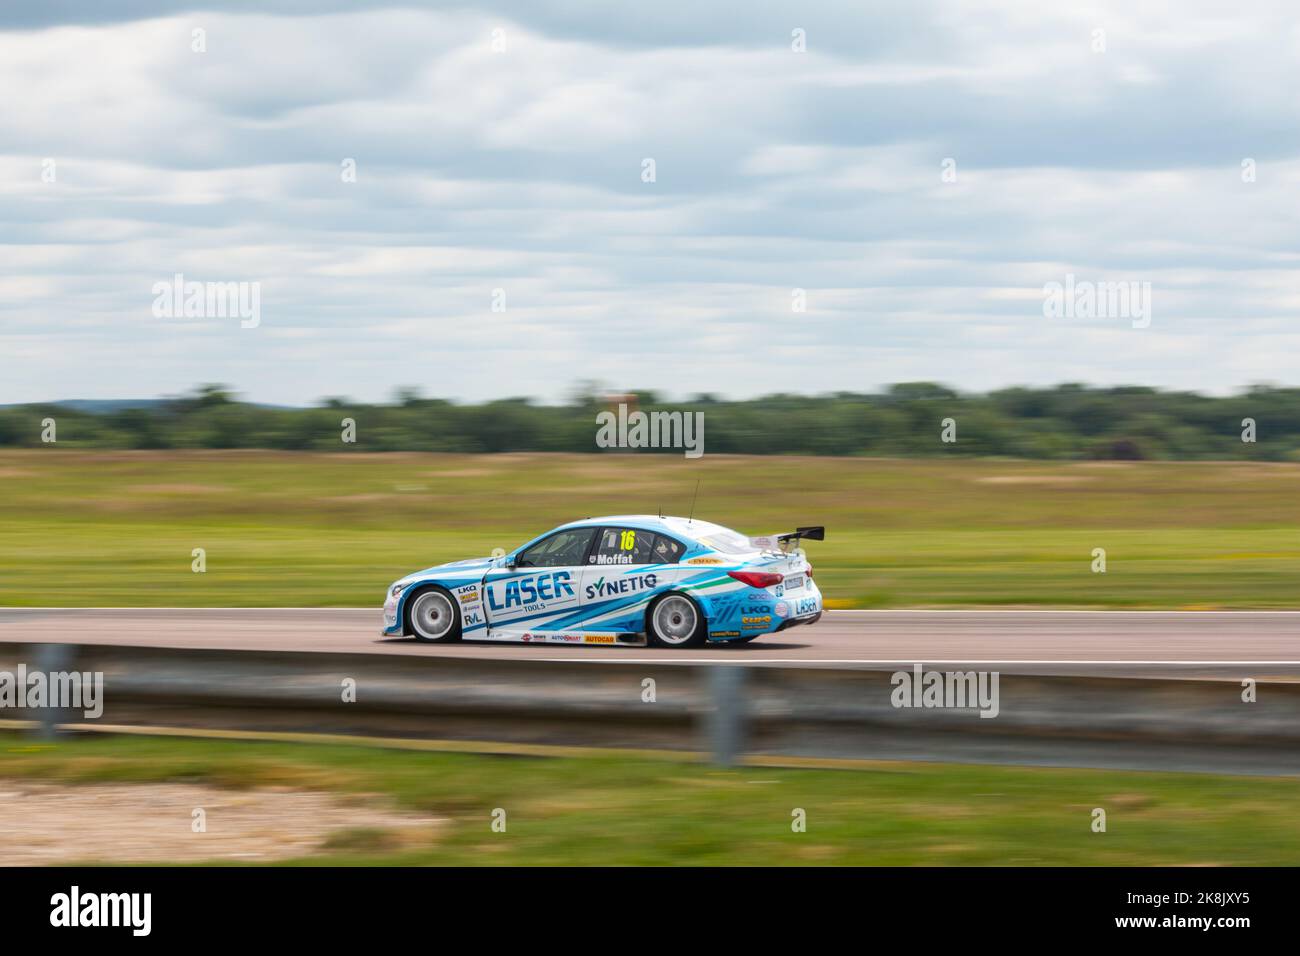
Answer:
[805,565,813,579]
[728,570,784,589]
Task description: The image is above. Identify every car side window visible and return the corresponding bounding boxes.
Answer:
[516,528,596,568]
[651,534,684,564]
[590,527,656,566]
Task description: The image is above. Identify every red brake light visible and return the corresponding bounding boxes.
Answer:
[728,570,784,589]
[806,565,813,579]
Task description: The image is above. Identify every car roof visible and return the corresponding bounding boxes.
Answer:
[556,514,735,542]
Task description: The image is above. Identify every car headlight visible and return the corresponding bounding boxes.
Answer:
[390,582,409,598]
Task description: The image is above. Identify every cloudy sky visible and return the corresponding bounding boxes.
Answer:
[3,1,1299,405]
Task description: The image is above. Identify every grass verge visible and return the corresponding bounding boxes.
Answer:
[4,451,1300,608]
[2,730,1299,865]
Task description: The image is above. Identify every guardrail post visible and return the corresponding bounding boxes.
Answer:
[32,643,74,740]
[706,665,746,766]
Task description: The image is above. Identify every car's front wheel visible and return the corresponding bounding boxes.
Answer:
[405,586,462,642]
[646,593,707,648]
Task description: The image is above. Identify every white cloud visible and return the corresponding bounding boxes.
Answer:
[1,3,1299,404]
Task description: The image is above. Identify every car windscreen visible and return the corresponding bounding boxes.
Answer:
[516,527,597,567]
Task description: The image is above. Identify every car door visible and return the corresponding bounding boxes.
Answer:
[576,527,684,632]
[482,527,595,633]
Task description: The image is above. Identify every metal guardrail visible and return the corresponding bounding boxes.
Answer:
[1,642,1297,775]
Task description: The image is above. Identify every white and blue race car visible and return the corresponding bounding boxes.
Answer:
[382,516,824,648]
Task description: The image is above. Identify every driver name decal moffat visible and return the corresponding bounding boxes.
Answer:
[584,572,659,601]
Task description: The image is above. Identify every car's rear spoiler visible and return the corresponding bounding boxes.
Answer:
[748,526,825,552]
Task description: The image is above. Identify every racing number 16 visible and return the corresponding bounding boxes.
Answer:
[619,530,636,550]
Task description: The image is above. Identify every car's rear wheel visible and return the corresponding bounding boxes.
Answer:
[647,593,706,648]
[406,586,461,642]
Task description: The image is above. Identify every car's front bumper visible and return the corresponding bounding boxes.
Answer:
[381,590,402,635]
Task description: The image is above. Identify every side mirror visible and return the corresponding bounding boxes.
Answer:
[504,554,518,570]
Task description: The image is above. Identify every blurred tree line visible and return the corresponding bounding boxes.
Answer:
[2,382,1298,459]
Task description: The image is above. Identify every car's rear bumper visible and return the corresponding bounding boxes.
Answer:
[778,582,823,626]
[775,609,822,631]
[706,580,823,641]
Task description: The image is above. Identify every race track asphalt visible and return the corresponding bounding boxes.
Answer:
[1,608,1298,675]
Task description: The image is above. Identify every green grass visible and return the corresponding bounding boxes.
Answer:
[2,731,1298,865]
[2,450,1300,607]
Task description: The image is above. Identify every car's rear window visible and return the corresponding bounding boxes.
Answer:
[695,528,754,555]
[651,534,685,563]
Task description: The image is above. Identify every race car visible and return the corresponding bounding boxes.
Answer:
[382,515,824,647]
